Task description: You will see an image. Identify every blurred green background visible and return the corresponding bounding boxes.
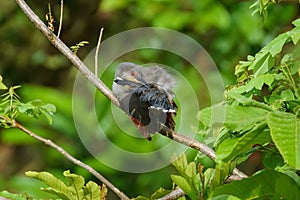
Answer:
[0,0,299,198]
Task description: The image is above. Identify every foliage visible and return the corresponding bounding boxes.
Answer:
[138,13,300,200]
[0,170,107,200]
[25,170,107,200]
[70,41,90,55]
[1,0,300,198]
[0,80,56,126]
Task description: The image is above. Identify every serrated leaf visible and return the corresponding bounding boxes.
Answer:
[267,111,300,170]
[210,170,300,199]
[171,175,198,200]
[25,171,71,199]
[63,170,85,199]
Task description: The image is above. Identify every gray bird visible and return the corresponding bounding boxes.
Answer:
[112,62,177,141]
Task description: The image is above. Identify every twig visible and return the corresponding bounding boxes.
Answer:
[57,0,63,38]
[0,115,130,200]
[95,28,104,76]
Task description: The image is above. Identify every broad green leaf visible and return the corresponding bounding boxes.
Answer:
[198,104,268,132]
[63,170,85,199]
[210,170,300,199]
[280,89,295,101]
[26,171,71,199]
[264,33,288,57]
[84,181,101,200]
[267,111,300,170]
[171,175,198,200]
[216,123,270,163]
[292,18,300,27]
[287,26,300,44]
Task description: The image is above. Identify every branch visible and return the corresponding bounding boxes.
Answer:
[15,0,247,180]
[0,115,130,200]
[15,0,119,107]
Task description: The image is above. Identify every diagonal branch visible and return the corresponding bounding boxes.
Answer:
[15,0,247,180]
[0,115,130,200]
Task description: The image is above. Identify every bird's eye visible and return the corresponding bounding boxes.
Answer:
[130,71,136,77]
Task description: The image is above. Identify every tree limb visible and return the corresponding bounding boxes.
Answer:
[0,115,130,200]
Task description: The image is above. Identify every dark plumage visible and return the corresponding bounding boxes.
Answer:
[112,62,177,140]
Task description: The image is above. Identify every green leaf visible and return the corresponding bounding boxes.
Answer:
[280,89,295,101]
[0,190,33,200]
[267,111,300,170]
[264,33,288,57]
[292,18,300,27]
[171,175,198,200]
[63,170,85,199]
[198,104,269,132]
[216,122,270,163]
[84,181,101,200]
[25,171,71,199]
[287,26,300,44]
[253,54,275,77]
[185,162,197,179]
[150,187,172,200]
[210,170,300,199]
[0,75,8,90]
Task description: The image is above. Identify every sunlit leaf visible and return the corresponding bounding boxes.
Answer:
[210,170,300,199]
[267,111,300,170]
[171,175,198,200]
[26,171,70,199]
[216,123,270,163]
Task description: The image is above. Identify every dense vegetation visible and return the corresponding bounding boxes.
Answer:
[0,0,299,199]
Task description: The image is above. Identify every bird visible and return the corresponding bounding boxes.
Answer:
[112,62,177,141]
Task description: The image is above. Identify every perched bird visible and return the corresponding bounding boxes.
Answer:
[112,62,177,141]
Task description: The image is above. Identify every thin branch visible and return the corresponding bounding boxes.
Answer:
[95,28,104,76]
[57,0,63,38]
[15,0,119,107]
[0,115,130,200]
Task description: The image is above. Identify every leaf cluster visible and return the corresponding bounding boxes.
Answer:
[0,77,56,127]
[154,17,300,200]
